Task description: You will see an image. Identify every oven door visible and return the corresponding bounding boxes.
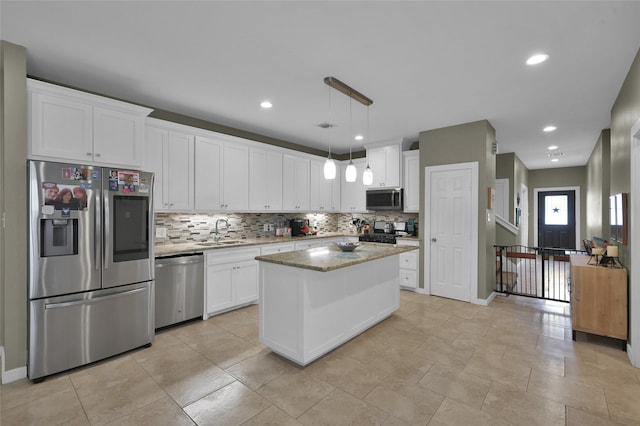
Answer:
[102,169,154,288]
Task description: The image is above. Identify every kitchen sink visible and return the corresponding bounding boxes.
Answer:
[197,240,244,247]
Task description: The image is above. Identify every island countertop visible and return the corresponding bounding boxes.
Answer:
[255,242,418,272]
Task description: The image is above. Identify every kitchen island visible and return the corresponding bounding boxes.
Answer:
[255,243,417,366]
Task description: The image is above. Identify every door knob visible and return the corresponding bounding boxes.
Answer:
[431,238,437,242]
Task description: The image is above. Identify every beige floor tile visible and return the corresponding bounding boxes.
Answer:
[158,363,237,407]
[183,381,271,426]
[418,363,491,409]
[197,333,264,369]
[298,388,388,425]
[306,354,389,399]
[227,350,300,390]
[103,396,195,425]
[536,334,599,363]
[566,406,619,426]
[368,322,427,352]
[428,397,511,426]
[333,332,391,365]
[367,346,433,384]
[442,314,491,336]
[363,377,444,424]
[415,336,475,370]
[507,346,566,377]
[464,350,532,392]
[242,405,301,425]
[565,357,639,390]
[482,381,565,426]
[604,381,640,424]
[135,336,213,379]
[527,368,609,418]
[484,325,539,352]
[0,387,89,426]
[0,374,74,411]
[256,371,334,418]
[69,356,166,426]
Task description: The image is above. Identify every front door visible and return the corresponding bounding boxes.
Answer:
[537,190,576,249]
[425,162,477,302]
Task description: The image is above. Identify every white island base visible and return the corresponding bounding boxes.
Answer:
[259,254,400,366]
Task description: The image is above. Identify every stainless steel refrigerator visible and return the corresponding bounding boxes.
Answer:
[28,160,155,381]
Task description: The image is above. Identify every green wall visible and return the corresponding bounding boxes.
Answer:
[419,120,496,300]
[610,48,640,268]
[585,130,611,241]
[0,41,28,375]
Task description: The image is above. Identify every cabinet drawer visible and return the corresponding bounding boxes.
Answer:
[400,270,417,289]
[206,247,260,265]
[399,252,417,270]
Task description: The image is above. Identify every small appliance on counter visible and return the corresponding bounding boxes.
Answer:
[290,219,309,236]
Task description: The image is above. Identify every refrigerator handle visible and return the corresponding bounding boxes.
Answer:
[95,188,101,271]
[103,190,110,270]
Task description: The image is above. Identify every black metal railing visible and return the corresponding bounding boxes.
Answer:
[495,245,585,302]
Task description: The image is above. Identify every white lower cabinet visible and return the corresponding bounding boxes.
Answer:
[397,239,419,290]
[204,247,260,318]
[260,243,295,255]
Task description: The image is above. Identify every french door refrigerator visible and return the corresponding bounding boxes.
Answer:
[28,160,155,381]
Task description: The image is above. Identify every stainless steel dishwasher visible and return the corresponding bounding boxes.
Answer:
[155,253,204,329]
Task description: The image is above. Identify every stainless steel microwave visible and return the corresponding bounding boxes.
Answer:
[366,188,403,211]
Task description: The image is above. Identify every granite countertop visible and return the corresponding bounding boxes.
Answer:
[255,242,418,272]
[154,232,349,257]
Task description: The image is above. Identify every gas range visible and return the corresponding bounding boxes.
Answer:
[358,233,398,244]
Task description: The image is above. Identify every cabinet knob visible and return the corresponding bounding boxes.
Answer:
[431,238,437,242]
[95,153,101,157]
[86,152,92,156]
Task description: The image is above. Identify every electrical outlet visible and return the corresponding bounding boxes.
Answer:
[155,227,167,238]
[267,224,274,232]
[263,224,269,232]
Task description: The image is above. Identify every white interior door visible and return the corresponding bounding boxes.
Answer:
[425,162,477,302]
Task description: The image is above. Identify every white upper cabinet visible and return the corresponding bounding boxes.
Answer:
[366,142,402,187]
[403,150,420,212]
[144,122,194,212]
[28,79,151,167]
[310,159,341,212]
[249,147,283,211]
[340,159,367,212]
[194,135,249,212]
[283,155,310,211]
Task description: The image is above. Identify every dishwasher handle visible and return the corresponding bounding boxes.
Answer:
[156,254,204,267]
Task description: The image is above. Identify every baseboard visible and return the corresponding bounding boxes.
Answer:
[415,287,430,295]
[0,346,28,384]
[627,341,638,368]
[473,291,497,306]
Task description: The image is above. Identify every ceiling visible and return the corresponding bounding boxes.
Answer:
[2,1,640,170]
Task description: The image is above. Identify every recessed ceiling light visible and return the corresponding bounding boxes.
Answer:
[548,145,559,150]
[543,126,557,132]
[355,135,363,141]
[260,101,273,109]
[551,158,559,162]
[526,53,549,65]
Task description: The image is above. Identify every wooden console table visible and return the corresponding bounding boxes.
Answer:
[570,254,627,349]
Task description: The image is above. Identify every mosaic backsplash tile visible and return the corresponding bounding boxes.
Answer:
[154,212,418,244]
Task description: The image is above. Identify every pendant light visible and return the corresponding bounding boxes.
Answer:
[345,97,357,182]
[362,104,374,185]
[323,85,337,180]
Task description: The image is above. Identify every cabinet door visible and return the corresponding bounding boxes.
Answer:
[249,148,283,211]
[367,147,386,187]
[403,151,420,212]
[340,160,367,212]
[194,136,223,210]
[222,143,249,211]
[206,264,235,314]
[309,160,324,211]
[571,268,608,334]
[30,91,93,162]
[167,131,195,211]
[235,260,259,305]
[283,155,310,210]
[383,144,401,187]
[144,126,169,211]
[329,176,341,212]
[93,106,144,167]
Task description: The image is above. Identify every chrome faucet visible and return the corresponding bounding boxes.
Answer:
[214,218,230,243]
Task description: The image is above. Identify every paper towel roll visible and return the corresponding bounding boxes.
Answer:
[607,246,619,257]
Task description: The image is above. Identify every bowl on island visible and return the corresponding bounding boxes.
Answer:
[335,242,360,252]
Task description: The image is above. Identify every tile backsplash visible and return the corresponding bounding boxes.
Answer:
[154,212,418,244]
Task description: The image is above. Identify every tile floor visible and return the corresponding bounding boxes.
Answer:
[2,291,640,425]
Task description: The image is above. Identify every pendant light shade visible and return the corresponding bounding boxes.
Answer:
[324,157,336,179]
[362,164,373,185]
[345,160,357,182]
